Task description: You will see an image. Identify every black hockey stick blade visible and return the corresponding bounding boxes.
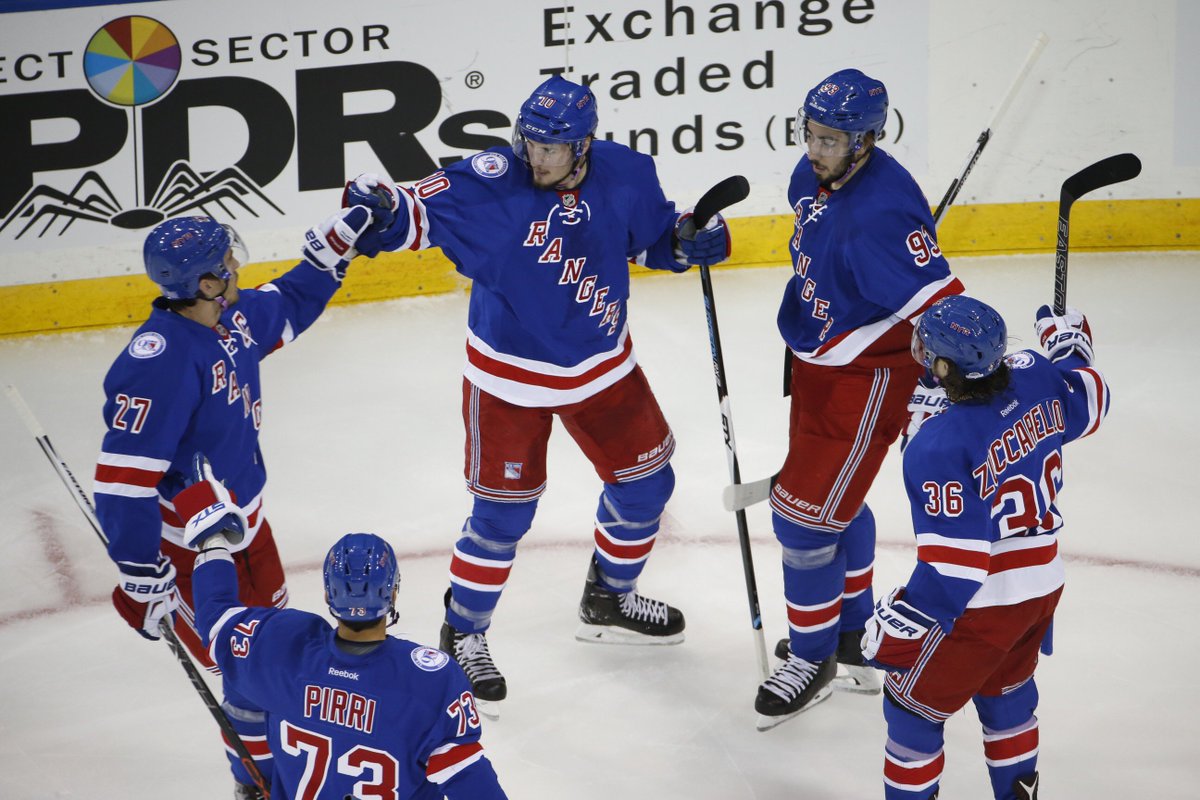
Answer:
[1054,153,1141,313]
[693,175,750,229]
[1060,153,1141,210]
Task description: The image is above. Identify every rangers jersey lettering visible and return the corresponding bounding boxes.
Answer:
[193,556,505,800]
[383,141,685,407]
[781,148,964,367]
[900,350,1111,627]
[95,262,341,566]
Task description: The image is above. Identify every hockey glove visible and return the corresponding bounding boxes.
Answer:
[302,206,374,282]
[112,556,179,641]
[173,453,247,550]
[674,208,731,268]
[343,172,410,257]
[900,372,949,451]
[1035,304,1094,365]
[861,587,939,673]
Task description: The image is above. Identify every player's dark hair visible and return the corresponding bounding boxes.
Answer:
[338,618,381,633]
[941,360,1011,403]
[154,296,199,312]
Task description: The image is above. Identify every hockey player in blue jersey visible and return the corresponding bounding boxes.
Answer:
[341,75,731,712]
[861,295,1109,800]
[95,208,373,798]
[172,460,508,800]
[756,69,965,729]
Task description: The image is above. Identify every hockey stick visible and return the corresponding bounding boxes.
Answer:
[933,33,1049,226]
[1054,153,1141,313]
[685,175,770,680]
[724,36,1051,515]
[4,384,272,799]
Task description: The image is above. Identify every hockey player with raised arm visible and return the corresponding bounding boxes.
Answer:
[172,459,508,800]
[862,295,1109,800]
[756,69,965,729]
[95,208,373,798]
[342,75,732,713]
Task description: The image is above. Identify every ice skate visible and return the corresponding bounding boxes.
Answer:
[575,558,685,644]
[774,629,880,695]
[440,621,506,719]
[233,781,265,800]
[1013,772,1039,800]
[755,652,836,731]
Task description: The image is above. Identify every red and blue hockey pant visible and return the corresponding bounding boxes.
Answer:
[163,519,285,788]
[881,589,1060,800]
[448,368,676,633]
[772,356,921,662]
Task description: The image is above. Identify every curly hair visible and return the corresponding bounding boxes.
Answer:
[940,360,1012,404]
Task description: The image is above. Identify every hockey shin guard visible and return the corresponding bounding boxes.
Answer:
[883,694,946,800]
[221,682,272,788]
[839,504,877,631]
[975,681,1040,800]
[446,498,537,632]
[775,516,844,662]
[590,466,674,592]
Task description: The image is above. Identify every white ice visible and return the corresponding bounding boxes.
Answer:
[1,252,1197,799]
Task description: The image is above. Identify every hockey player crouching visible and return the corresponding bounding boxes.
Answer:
[173,456,509,800]
[862,295,1109,800]
[341,75,733,714]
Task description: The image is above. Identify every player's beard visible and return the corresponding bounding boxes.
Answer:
[811,154,853,188]
[532,162,574,190]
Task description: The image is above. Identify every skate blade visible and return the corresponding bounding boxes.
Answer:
[832,664,881,695]
[754,685,833,732]
[475,698,501,721]
[573,623,685,646]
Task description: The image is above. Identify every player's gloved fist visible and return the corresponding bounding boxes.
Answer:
[675,208,732,267]
[861,587,938,673]
[343,172,409,258]
[112,555,179,641]
[1035,304,1094,365]
[900,371,948,451]
[173,453,247,550]
[302,206,374,281]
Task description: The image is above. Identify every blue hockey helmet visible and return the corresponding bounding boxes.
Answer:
[512,75,599,163]
[143,216,247,300]
[800,68,888,152]
[323,533,399,623]
[913,295,1008,379]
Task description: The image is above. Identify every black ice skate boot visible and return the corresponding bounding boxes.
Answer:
[575,558,685,644]
[233,781,265,800]
[1013,772,1040,800]
[774,629,881,695]
[754,652,837,731]
[439,590,507,713]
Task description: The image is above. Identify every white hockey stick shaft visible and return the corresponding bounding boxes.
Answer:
[932,32,1048,226]
[3,383,273,798]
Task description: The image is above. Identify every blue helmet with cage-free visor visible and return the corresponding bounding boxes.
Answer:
[913,295,1008,380]
[512,75,599,163]
[143,216,247,300]
[323,533,399,623]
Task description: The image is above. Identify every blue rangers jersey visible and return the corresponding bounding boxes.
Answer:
[781,148,964,367]
[95,261,341,568]
[900,350,1111,628]
[382,141,684,407]
[193,554,506,800]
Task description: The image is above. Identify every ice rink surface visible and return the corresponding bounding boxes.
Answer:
[1,252,1197,799]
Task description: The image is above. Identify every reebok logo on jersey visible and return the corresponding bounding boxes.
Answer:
[328,667,360,680]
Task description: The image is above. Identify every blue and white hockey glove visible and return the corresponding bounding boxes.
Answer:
[111,555,179,641]
[861,587,939,673]
[1035,304,1094,365]
[900,371,949,451]
[343,172,410,258]
[172,453,247,551]
[674,208,731,267]
[302,206,373,282]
